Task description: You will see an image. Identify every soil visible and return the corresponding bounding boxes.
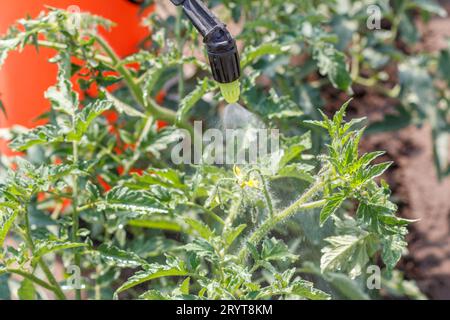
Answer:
[347,1,450,299]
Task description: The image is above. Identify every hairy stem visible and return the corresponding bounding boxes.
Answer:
[23,208,66,300]
[94,35,193,133]
[123,115,154,175]
[238,179,326,262]
[6,268,56,292]
[176,6,185,99]
[223,197,243,233]
[71,141,81,300]
[247,169,274,218]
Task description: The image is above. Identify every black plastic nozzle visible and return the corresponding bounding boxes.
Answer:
[170,0,240,84]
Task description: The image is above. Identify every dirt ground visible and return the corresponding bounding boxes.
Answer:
[360,1,450,299]
[363,126,450,299]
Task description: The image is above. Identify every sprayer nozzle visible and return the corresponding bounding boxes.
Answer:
[219,80,240,104]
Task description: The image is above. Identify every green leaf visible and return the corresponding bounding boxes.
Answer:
[128,169,185,190]
[363,162,392,182]
[224,224,247,246]
[290,280,331,300]
[0,273,10,299]
[0,209,19,247]
[18,278,36,300]
[241,43,290,68]
[97,244,145,268]
[9,125,63,151]
[128,219,182,232]
[382,232,407,272]
[184,218,214,240]
[277,164,314,182]
[139,289,168,300]
[44,66,79,116]
[260,238,298,262]
[438,47,450,86]
[312,43,352,90]
[321,234,373,278]
[182,239,218,262]
[69,100,112,141]
[180,277,190,295]
[100,186,168,215]
[0,37,21,67]
[105,91,145,118]
[320,193,346,225]
[177,78,214,122]
[301,262,370,300]
[115,264,188,296]
[409,0,447,17]
[358,151,385,168]
[32,240,87,266]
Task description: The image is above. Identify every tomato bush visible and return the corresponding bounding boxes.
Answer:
[1,0,444,300]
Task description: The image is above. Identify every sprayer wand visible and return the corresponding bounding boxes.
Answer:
[170,0,241,103]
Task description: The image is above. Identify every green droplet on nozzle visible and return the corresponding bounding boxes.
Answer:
[219,80,240,104]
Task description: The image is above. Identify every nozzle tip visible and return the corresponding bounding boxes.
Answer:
[219,80,240,104]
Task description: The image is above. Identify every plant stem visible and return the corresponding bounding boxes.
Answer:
[123,115,153,175]
[223,197,243,233]
[176,6,185,99]
[71,141,81,300]
[247,169,274,218]
[36,40,113,64]
[94,35,193,133]
[186,202,225,226]
[22,208,66,300]
[238,179,326,262]
[6,268,56,292]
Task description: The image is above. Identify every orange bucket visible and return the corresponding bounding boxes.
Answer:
[0,0,154,155]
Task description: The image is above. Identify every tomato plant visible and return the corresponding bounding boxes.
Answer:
[1,1,440,300]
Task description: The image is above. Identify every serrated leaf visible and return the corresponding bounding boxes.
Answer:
[18,278,36,300]
[290,279,331,300]
[97,244,145,268]
[241,43,290,68]
[9,125,63,151]
[177,79,213,122]
[358,151,385,168]
[182,239,218,262]
[363,162,392,181]
[184,218,214,240]
[312,43,352,90]
[320,193,346,225]
[180,277,190,295]
[100,186,168,215]
[128,169,185,190]
[0,37,21,67]
[139,289,168,300]
[69,100,112,141]
[32,240,87,266]
[382,232,407,272]
[115,264,188,296]
[277,163,314,182]
[260,237,298,262]
[106,91,145,118]
[44,66,79,116]
[0,209,19,247]
[321,234,373,278]
[224,224,247,246]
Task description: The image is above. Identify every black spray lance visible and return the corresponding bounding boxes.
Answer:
[170,0,241,103]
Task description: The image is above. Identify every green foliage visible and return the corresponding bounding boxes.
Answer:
[0,2,428,300]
